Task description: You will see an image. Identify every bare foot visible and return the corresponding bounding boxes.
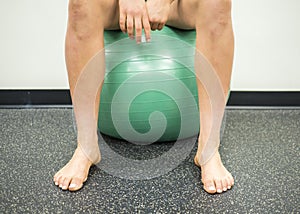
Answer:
[194,151,234,194]
[53,147,94,191]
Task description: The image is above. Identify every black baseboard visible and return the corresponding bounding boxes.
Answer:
[227,91,300,107]
[0,90,71,106]
[0,90,299,107]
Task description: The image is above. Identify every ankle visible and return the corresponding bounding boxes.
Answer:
[195,147,219,166]
[77,143,101,164]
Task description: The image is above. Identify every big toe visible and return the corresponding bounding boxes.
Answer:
[203,179,217,194]
[68,177,84,192]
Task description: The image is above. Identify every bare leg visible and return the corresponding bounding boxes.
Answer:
[194,0,234,194]
[53,0,119,191]
[167,0,235,194]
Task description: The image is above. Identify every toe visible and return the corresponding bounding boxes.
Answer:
[57,175,65,188]
[222,179,228,192]
[53,172,61,185]
[228,174,234,188]
[215,178,223,193]
[69,177,84,192]
[53,171,60,179]
[53,170,63,182]
[203,179,217,194]
[53,176,59,186]
[225,176,232,189]
[61,177,71,190]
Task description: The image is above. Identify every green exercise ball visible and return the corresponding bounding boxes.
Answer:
[98,26,199,142]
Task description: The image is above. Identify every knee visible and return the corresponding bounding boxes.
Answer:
[199,0,232,36]
[67,0,96,40]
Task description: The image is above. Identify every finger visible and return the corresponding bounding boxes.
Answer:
[142,12,151,42]
[134,16,142,44]
[119,11,127,33]
[126,14,134,39]
[157,23,165,31]
[151,22,159,31]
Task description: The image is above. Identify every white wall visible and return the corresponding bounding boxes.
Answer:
[0,0,299,91]
[0,0,69,89]
[232,0,300,91]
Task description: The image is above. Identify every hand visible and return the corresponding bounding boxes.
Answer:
[119,0,151,43]
[146,0,173,31]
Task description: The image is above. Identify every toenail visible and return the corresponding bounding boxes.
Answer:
[228,186,231,189]
[59,184,62,188]
[217,189,222,193]
[69,183,77,188]
[62,186,67,190]
[55,182,58,185]
[223,187,227,191]
[208,186,216,191]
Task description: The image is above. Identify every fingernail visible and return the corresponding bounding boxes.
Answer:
[69,183,77,188]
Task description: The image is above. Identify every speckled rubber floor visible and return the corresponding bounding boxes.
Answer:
[0,108,299,213]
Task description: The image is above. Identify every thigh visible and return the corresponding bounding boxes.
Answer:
[166,0,199,30]
[100,0,120,30]
[167,0,233,30]
[68,0,120,30]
